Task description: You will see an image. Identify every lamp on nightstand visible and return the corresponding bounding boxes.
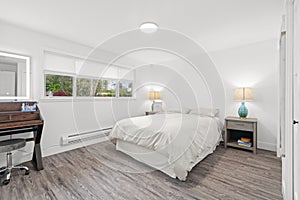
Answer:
[148,91,161,112]
[234,87,253,118]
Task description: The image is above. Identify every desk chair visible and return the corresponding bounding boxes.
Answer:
[0,138,30,185]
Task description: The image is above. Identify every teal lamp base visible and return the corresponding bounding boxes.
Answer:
[151,101,155,112]
[238,102,248,118]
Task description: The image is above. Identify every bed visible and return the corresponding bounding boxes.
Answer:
[110,109,223,181]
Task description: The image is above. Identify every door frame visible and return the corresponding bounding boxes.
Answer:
[282,0,295,199]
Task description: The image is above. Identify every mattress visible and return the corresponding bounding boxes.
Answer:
[110,113,223,180]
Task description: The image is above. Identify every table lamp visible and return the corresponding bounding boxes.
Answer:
[234,87,253,118]
[148,91,161,112]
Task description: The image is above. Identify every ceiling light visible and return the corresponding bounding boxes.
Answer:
[139,22,158,34]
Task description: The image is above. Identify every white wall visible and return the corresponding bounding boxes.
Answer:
[0,20,225,166]
[0,21,138,165]
[0,19,280,169]
[132,65,202,113]
[210,39,279,151]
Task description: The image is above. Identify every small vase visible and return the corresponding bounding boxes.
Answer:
[238,102,248,118]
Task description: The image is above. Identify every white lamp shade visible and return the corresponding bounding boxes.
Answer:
[148,91,161,100]
[234,87,254,101]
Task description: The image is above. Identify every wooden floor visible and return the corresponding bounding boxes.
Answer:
[0,141,282,200]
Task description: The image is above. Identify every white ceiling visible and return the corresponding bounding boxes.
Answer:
[0,0,284,52]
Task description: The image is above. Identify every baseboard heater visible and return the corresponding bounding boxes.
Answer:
[61,127,112,145]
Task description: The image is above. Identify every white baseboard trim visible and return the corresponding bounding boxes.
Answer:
[42,136,109,157]
[257,141,276,151]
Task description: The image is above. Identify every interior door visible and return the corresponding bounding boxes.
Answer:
[294,65,300,200]
[293,0,300,198]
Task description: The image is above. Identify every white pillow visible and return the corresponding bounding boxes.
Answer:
[160,107,191,114]
[190,108,219,117]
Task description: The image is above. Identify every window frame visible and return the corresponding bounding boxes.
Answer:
[76,77,94,97]
[93,78,118,98]
[118,79,134,98]
[43,71,135,100]
[44,71,75,98]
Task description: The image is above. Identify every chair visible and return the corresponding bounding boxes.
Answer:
[0,138,30,185]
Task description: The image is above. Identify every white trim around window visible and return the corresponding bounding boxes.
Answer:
[42,70,135,100]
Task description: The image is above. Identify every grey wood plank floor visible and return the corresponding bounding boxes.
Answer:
[0,141,282,200]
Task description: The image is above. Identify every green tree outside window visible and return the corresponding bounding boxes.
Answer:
[46,74,73,96]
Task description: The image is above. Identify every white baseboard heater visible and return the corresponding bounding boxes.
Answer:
[61,127,112,145]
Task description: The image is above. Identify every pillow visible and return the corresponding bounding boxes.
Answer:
[190,107,219,117]
[159,107,191,114]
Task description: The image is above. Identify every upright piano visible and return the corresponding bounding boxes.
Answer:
[0,102,44,170]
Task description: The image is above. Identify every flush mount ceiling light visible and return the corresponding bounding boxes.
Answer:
[139,22,158,33]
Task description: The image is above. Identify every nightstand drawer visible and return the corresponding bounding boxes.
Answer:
[227,121,253,131]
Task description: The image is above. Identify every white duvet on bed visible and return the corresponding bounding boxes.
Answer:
[110,113,223,180]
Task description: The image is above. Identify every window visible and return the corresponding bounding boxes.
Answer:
[44,51,135,98]
[45,74,73,96]
[76,78,92,96]
[119,80,133,97]
[44,75,134,98]
[94,79,117,97]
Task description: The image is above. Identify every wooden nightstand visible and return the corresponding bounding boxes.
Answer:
[145,111,158,115]
[224,117,257,154]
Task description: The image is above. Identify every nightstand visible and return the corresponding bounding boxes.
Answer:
[145,111,158,115]
[224,116,257,154]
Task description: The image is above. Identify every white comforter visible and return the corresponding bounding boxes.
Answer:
[110,113,223,180]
